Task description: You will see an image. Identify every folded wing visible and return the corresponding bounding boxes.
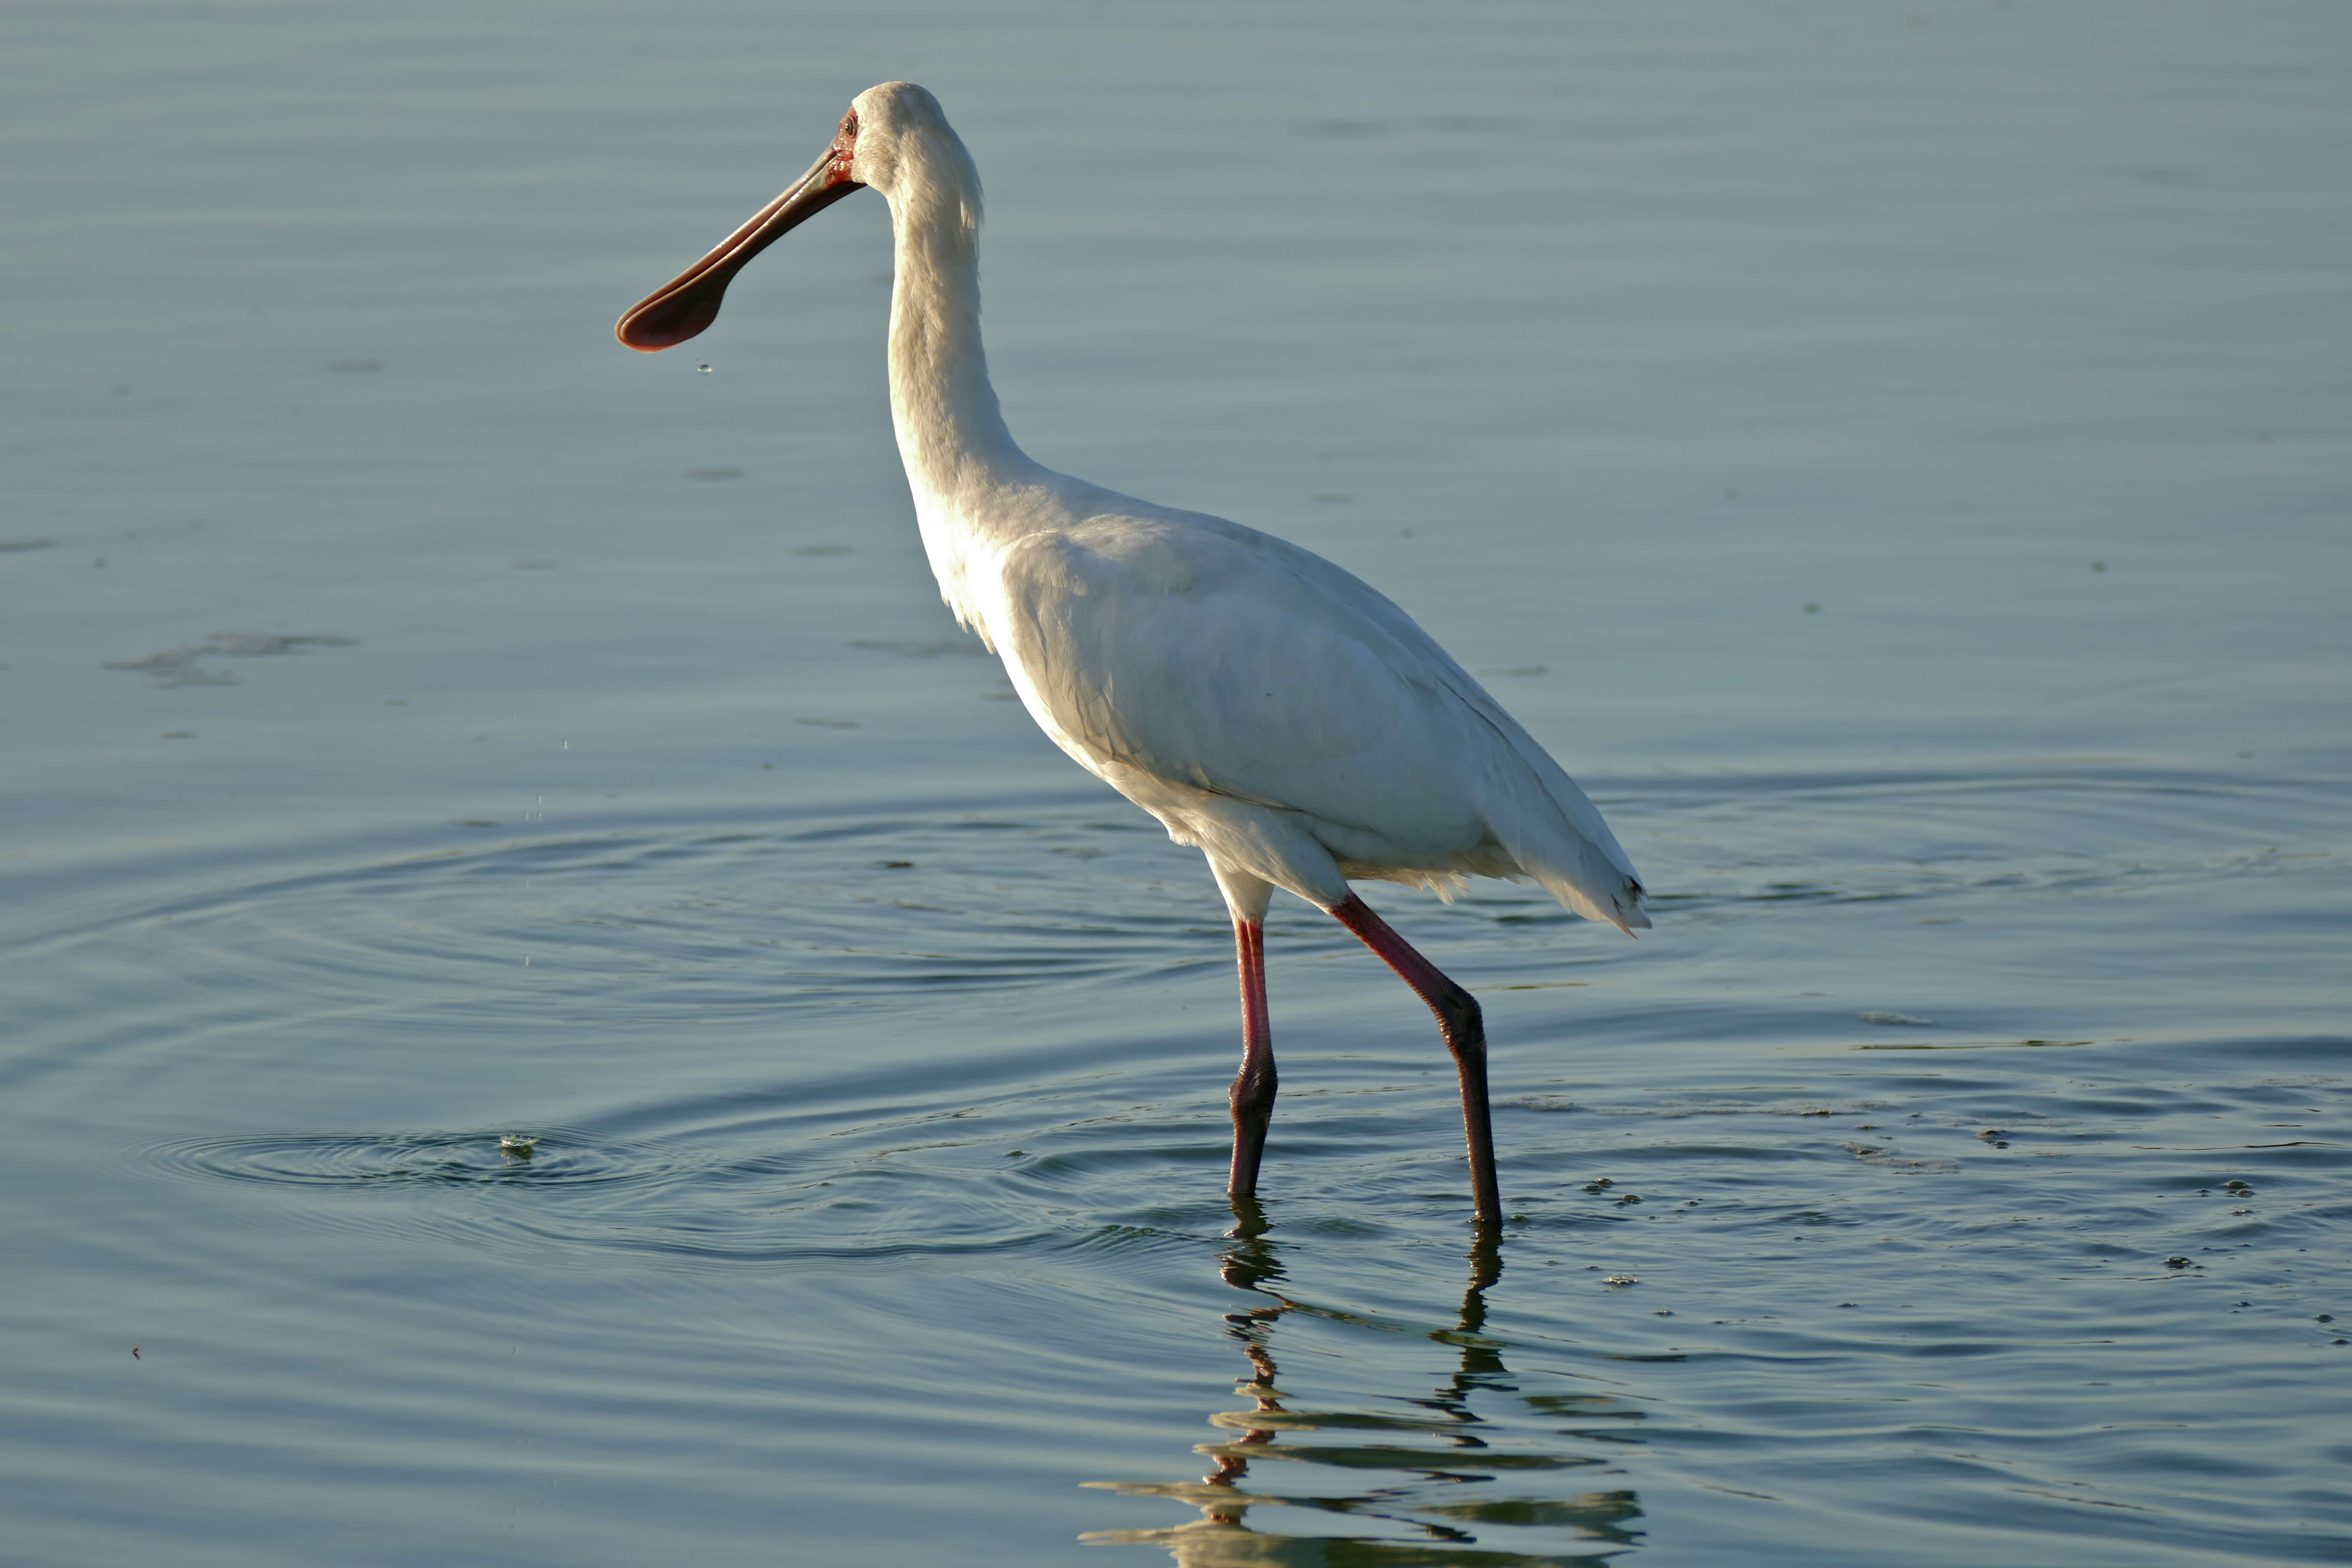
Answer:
[994,505,1647,931]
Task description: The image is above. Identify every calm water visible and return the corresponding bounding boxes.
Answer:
[5,2,2348,1563]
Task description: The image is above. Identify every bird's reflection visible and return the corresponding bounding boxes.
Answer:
[1082,1203,1642,1565]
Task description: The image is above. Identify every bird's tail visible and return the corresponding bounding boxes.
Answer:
[1525,843,1649,935]
[1474,723,1648,935]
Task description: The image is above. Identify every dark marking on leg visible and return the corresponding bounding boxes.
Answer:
[1330,894,1500,1224]
[1226,918,1277,1198]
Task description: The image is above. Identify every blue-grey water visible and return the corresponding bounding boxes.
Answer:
[5,2,2348,1563]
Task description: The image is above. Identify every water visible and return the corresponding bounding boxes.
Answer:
[4,2,2348,1562]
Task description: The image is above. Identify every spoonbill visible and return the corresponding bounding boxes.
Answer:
[618,83,1646,1225]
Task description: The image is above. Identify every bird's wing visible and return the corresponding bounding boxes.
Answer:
[992,507,1645,928]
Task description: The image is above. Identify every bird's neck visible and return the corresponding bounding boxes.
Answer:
[882,157,1034,531]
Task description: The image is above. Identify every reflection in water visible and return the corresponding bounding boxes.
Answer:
[1084,1205,1642,1564]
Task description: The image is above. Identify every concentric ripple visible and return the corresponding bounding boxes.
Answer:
[129,1111,1114,1266]
[7,764,2349,1563]
[143,1127,655,1191]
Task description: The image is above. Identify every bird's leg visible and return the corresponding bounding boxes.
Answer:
[1329,894,1501,1225]
[1226,916,1277,1197]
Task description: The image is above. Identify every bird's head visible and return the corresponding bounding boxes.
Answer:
[616,82,971,352]
[839,82,977,209]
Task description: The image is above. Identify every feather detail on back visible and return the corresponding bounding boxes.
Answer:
[969,493,1646,931]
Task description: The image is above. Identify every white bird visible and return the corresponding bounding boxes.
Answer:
[618,83,1646,1225]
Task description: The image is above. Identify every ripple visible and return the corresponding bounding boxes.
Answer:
[132,1118,1089,1265]
[9,769,2349,1567]
[31,771,2345,1293]
[15,767,2342,1069]
[1628,768,2346,923]
[143,1127,657,1191]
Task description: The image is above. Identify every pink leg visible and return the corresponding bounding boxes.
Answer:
[1225,919,1277,1197]
[1330,894,1501,1224]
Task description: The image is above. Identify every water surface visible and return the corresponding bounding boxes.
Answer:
[4,2,2348,1563]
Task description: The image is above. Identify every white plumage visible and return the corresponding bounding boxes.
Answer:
[620,82,1645,1224]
